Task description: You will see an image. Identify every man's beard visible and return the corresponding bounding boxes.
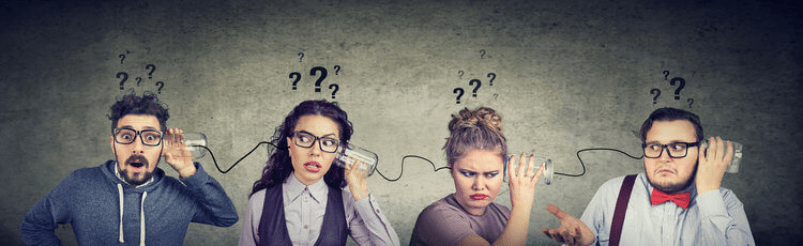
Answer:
[119,154,158,186]
[647,163,697,194]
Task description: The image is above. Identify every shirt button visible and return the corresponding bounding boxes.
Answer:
[304,225,308,229]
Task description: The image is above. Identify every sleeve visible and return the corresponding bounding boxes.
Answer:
[579,177,623,246]
[238,190,264,246]
[695,188,756,246]
[20,173,76,246]
[346,193,401,246]
[180,162,239,227]
[410,202,477,246]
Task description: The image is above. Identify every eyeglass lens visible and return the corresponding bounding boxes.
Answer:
[644,143,689,158]
[115,128,162,146]
[294,132,339,153]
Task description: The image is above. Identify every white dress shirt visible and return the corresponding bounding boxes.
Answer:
[580,173,755,246]
[240,173,400,246]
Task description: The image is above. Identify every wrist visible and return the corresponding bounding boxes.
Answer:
[352,191,369,201]
[696,183,719,194]
[178,163,197,178]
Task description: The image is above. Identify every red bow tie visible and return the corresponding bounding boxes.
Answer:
[650,189,691,209]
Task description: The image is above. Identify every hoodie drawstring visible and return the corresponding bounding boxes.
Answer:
[118,184,125,243]
[140,191,147,246]
[117,184,148,246]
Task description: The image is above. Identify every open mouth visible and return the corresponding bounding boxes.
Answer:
[126,155,148,170]
[304,161,321,173]
[470,194,488,200]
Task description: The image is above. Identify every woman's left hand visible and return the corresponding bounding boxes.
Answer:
[344,156,370,201]
[508,153,544,211]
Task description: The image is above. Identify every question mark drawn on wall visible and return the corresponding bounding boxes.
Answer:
[454,88,465,104]
[469,79,482,97]
[687,98,694,108]
[119,54,125,64]
[663,70,670,80]
[146,64,156,79]
[487,73,496,86]
[135,77,142,87]
[494,93,499,100]
[155,81,164,94]
[480,49,486,59]
[298,52,304,62]
[117,72,129,90]
[650,88,661,105]
[458,71,464,78]
[311,66,328,92]
[329,84,339,99]
[669,77,686,100]
[289,72,301,90]
[334,65,341,75]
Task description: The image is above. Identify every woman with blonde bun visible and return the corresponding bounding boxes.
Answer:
[410,107,545,246]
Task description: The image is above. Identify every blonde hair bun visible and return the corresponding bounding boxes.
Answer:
[448,107,503,134]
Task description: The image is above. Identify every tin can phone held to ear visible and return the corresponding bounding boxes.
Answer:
[507,155,553,185]
[701,139,743,173]
[335,144,378,177]
[165,132,208,159]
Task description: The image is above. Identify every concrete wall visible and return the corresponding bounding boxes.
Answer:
[1,0,800,245]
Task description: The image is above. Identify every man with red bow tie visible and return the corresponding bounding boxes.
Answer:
[542,107,755,245]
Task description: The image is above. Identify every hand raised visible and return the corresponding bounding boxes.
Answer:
[541,204,594,246]
[343,155,369,201]
[696,136,734,194]
[163,128,196,178]
[507,153,544,211]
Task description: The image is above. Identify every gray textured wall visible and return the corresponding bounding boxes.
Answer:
[1,0,800,245]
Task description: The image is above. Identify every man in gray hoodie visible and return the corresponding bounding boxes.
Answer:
[20,91,238,245]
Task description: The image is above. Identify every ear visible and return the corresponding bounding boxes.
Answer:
[110,135,115,153]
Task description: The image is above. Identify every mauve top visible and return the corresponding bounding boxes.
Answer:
[410,194,511,246]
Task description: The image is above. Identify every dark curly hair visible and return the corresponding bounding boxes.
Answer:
[251,100,353,196]
[107,91,169,133]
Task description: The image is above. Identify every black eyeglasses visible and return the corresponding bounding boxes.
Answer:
[113,128,163,146]
[291,131,340,153]
[642,141,700,158]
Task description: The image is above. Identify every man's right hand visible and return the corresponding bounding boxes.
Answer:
[541,204,595,246]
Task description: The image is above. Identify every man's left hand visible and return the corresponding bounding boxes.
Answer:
[696,136,733,194]
[163,128,196,178]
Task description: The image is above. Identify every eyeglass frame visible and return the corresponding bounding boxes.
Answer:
[641,141,700,158]
[112,127,164,147]
[290,131,341,153]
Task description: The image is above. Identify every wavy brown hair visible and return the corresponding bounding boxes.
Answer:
[251,100,353,196]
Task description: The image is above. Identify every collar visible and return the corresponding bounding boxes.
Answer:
[114,161,155,188]
[283,172,328,203]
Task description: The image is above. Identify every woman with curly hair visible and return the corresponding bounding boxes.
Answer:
[239,100,399,246]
